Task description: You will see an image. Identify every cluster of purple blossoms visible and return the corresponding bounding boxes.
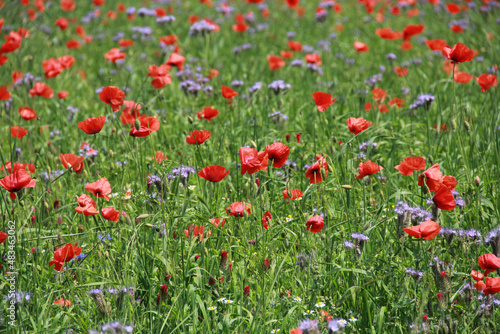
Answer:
[137,7,157,17]
[248,82,262,95]
[168,166,196,183]
[451,190,465,208]
[189,20,217,37]
[3,290,32,305]
[327,319,347,333]
[88,322,134,334]
[156,15,175,25]
[233,43,252,54]
[290,59,304,67]
[39,170,65,182]
[268,111,288,125]
[409,94,435,110]
[440,228,482,244]
[298,319,320,334]
[394,201,433,224]
[80,143,99,158]
[268,80,291,95]
[14,72,39,88]
[405,267,424,281]
[364,73,383,87]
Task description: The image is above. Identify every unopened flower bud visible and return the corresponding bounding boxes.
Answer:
[134,119,141,131]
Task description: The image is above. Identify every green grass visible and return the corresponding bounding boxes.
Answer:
[1,0,500,333]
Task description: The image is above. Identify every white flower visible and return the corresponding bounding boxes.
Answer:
[315,302,325,308]
[188,185,196,190]
[303,310,315,315]
[217,298,226,303]
[224,299,234,304]
[338,319,347,327]
[292,296,302,302]
[349,316,358,322]
[286,215,293,222]
[207,306,217,311]
[271,329,280,333]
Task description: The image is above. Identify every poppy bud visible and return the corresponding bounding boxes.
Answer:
[250,140,257,148]
[475,176,481,187]
[422,314,428,322]
[160,284,168,297]
[109,150,114,157]
[255,178,260,187]
[409,148,413,156]
[320,168,327,181]
[285,134,290,142]
[464,120,470,131]
[451,117,457,131]
[328,164,334,173]
[243,285,250,296]
[134,118,141,131]
[187,116,193,124]
[341,185,352,190]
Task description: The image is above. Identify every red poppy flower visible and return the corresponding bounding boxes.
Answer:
[58,91,69,99]
[232,15,248,33]
[29,82,54,98]
[0,34,21,53]
[432,186,456,211]
[443,42,474,63]
[78,116,106,135]
[99,86,125,112]
[120,100,142,125]
[154,151,167,163]
[388,97,405,108]
[267,55,286,70]
[101,206,120,222]
[57,55,75,69]
[305,157,328,184]
[394,156,426,176]
[394,66,408,77]
[375,28,401,40]
[226,202,252,217]
[346,117,372,135]
[0,87,10,100]
[296,133,301,143]
[66,39,81,49]
[18,106,37,120]
[353,41,369,53]
[210,218,226,228]
[403,220,441,240]
[129,115,160,137]
[222,84,238,104]
[1,162,35,175]
[147,64,172,89]
[425,39,448,51]
[75,194,98,215]
[305,53,322,66]
[49,243,81,271]
[85,177,112,201]
[281,50,293,59]
[53,298,72,307]
[118,39,134,48]
[197,106,219,121]
[312,92,336,112]
[104,48,126,63]
[287,40,302,51]
[306,215,324,233]
[418,163,443,192]
[166,52,185,71]
[454,71,473,84]
[61,0,76,11]
[260,211,271,229]
[402,24,424,40]
[186,130,211,145]
[475,74,497,92]
[265,142,290,168]
[42,58,63,78]
[60,154,84,173]
[471,270,484,281]
[184,225,210,241]
[0,169,36,199]
[400,41,412,51]
[355,160,383,179]
[446,3,460,14]
[283,188,303,200]
[0,232,7,245]
[239,147,268,175]
[10,126,28,139]
[286,0,299,8]
[198,165,230,182]
[159,35,178,45]
[484,277,500,296]
[478,254,500,276]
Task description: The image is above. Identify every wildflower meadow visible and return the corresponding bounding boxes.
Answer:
[1,0,500,333]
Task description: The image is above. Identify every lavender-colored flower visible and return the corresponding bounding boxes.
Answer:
[137,8,156,17]
[351,233,369,242]
[298,319,319,334]
[248,82,262,95]
[230,80,244,87]
[409,94,435,110]
[290,59,304,67]
[343,241,355,249]
[126,7,136,15]
[401,87,410,95]
[386,53,397,61]
[268,80,291,94]
[156,15,175,24]
[327,319,346,333]
[287,31,296,39]
[268,111,288,124]
[189,20,216,37]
